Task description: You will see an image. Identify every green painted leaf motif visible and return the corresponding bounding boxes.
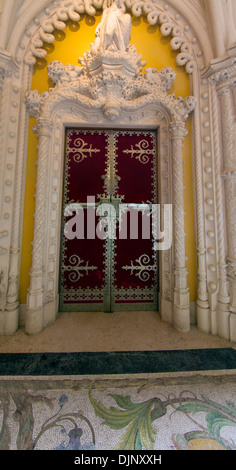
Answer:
[201,395,236,418]
[206,413,236,448]
[177,402,214,415]
[226,401,236,416]
[176,397,236,449]
[89,389,166,450]
[135,429,142,450]
[113,398,158,450]
[89,391,138,430]
[108,394,140,412]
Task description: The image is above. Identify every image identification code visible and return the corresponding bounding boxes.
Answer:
[74,454,162,466]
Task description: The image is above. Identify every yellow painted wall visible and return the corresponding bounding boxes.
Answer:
[19,13,196,304]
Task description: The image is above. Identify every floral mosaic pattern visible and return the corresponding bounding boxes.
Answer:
[0,374,236,450]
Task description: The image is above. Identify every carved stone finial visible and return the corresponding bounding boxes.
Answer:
[47,61,83,85]
[24,89,41,117]
[173,95,196,121]
[24,89,49,119]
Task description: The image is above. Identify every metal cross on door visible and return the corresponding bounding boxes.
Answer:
[59,129,158,312]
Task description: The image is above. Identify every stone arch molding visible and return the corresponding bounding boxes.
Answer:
[23,2,196,335]
[23,0,197,74]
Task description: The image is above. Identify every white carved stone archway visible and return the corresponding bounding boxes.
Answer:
[24,9,196,334]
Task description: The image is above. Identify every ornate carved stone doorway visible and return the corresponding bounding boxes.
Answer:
[23,3,195,335]
[60,128,158,313]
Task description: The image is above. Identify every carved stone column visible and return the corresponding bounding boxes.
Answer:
[25,118,53,335]
[170,121,190,332]
[202,47,236,340]
[211,85,230,338]
[217,80,236,341]
[191,66,210,333]
[0,51,20,335]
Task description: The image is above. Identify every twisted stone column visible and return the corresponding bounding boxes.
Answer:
[5,65,32,335]
[0,54,17,335]
[25,118,53,334]
[192,67,209,332]
[217,81,236,341]
[170,122,190,332]
[211,85,230,338]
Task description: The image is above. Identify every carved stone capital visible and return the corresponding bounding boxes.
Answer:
[169,121,188,139]
[202,48,236,86]
[0,50,16,86]
[217,85,231,100]
[211,69,236,90]
[0,65,12,84]
[36,117,53,136]
[0,57,14,92]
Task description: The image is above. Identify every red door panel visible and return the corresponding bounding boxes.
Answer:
[60,129,158,312]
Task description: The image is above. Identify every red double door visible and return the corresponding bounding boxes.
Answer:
[59,129,158,312]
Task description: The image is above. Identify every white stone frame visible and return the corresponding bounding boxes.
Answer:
[24,92,192,334]
[1,0,236,341]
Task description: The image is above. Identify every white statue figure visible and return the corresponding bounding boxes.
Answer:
[93,0,131,53]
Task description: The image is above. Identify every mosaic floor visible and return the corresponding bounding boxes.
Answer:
[1,313,235,453]
[1,361,236,450]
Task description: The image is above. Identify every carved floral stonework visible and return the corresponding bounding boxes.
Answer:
[25,46,195,123]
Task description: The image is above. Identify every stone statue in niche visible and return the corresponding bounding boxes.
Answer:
[91,0,131,54]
